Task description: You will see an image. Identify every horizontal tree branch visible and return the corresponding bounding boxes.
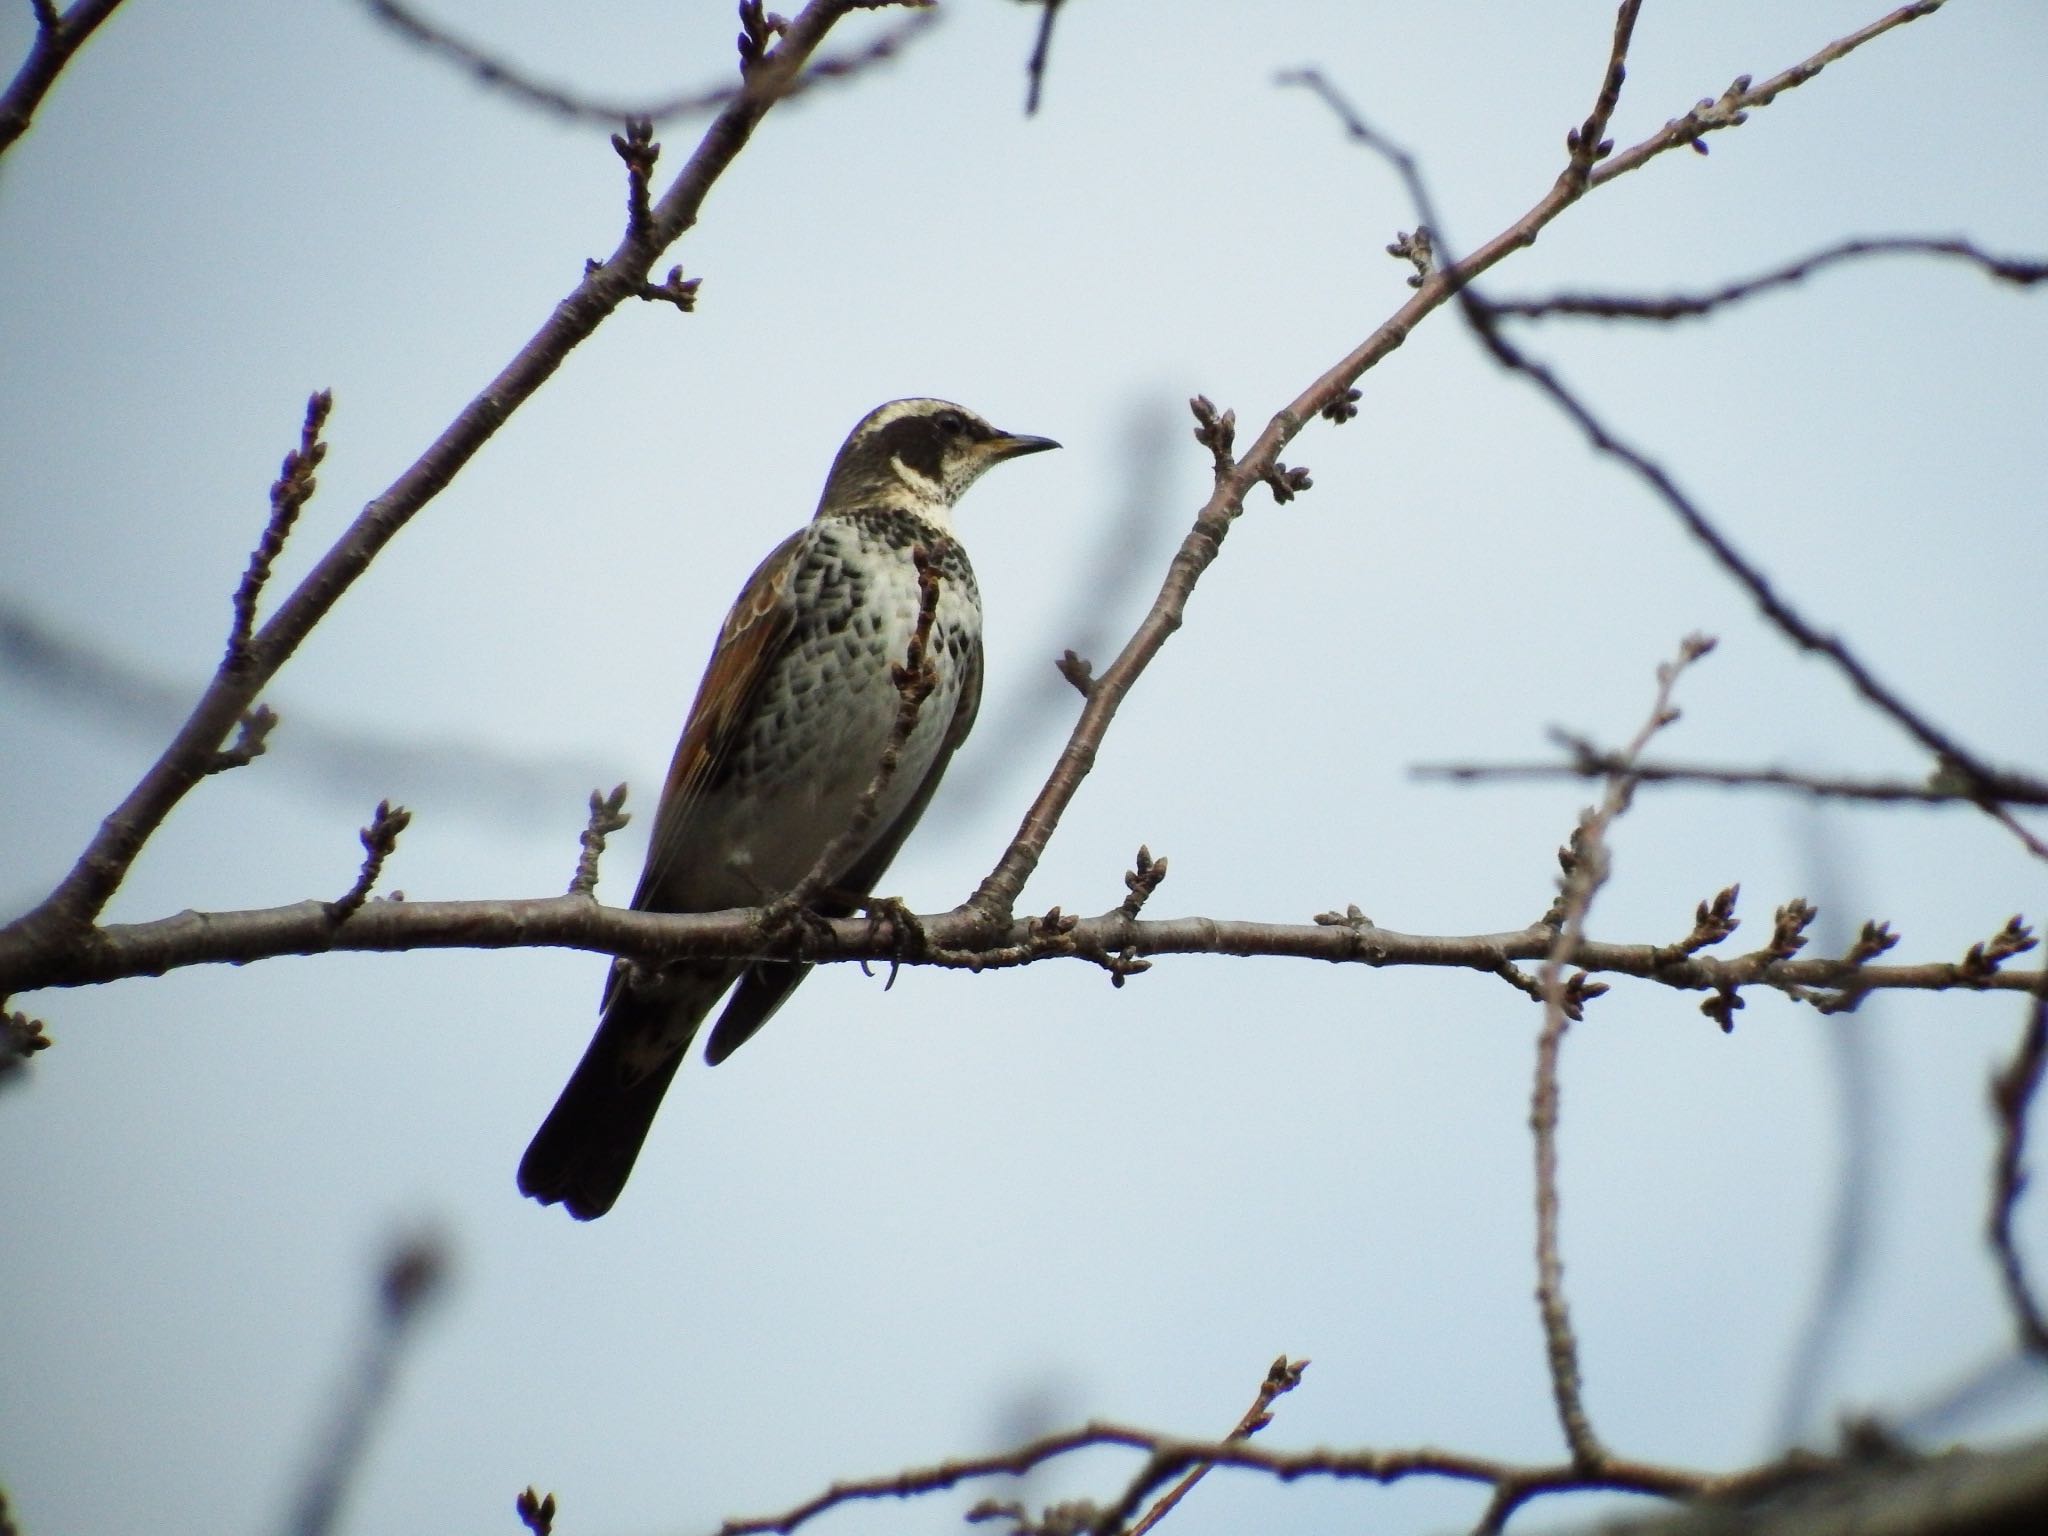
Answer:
[4,889,2039,1011]
[712,1415,1747,1536]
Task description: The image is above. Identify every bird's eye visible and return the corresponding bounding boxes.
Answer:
[936,411,966,435]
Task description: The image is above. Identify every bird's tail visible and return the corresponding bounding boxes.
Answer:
[517,967,728,1220]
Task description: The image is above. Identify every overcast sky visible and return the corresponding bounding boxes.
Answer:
[4,3,2047,1534]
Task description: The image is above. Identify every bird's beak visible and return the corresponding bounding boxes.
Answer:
[986,431,1061,462]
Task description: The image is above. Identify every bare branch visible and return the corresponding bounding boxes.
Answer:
[13,886,2044,1011]
[1490,236,2048,321]
[1117,846,1168,921]
[360,0,937,127]
[0,0,127,160]
[1989,989,2048,1358]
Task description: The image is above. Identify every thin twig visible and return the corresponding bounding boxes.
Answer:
[11,889,2047,1002]
[1561,0,1643,188]
[327,801,412,923]
[205,704,280,775]
[0,0,128,159]
[1989,988,2048,1356]
[568,785,631,898]
[1126,1356,1307,1536]
[1532,635,1715,1466]
[231,391,332,665]
[1489,235,2048,320]
[1417,746,2048,808]
[360,0,937,126]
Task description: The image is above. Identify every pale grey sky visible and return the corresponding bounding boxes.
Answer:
[4,3,2047,1533]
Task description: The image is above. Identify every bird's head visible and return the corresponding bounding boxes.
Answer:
[817,398,1059,529]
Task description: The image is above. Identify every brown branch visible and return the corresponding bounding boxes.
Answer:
[0,0,127,159]
[1125,1355,1306,1536]
[12,888,2044,1006]
[231,391,332,665]
[360,0,937,126]
[0,0,901,960]
[1531,636,1714,1467]
[1489,236,2048,321]
[1419,742,2048,809]
[1987,989,2048,1357]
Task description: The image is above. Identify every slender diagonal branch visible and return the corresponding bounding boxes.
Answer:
[1126,1356,1307,1536]
[1531,636,1714,1467]
[0,0,127,159]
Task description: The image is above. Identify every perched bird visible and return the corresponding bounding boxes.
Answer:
[519,398,1058,1219]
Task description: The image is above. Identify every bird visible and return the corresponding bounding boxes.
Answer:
[519,398,1059,1219]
